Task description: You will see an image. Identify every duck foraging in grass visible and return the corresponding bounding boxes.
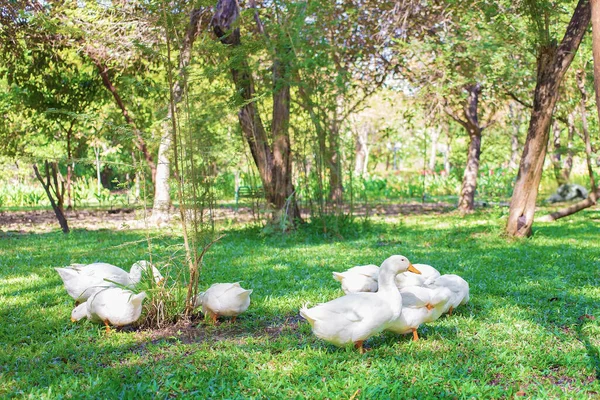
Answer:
[56,261,163,304]
[71,287,147,333]
[193,282,253,323]
[300,255,421,354]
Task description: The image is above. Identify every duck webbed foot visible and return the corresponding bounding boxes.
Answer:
[411,328,419,341]
[354,340,365,354]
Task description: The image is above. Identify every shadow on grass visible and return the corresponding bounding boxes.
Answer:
[577,318,600,380]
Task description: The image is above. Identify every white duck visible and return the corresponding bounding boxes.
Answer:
[56,261,163,303]
[71,288,147,333]
[300,255,421,353]
[424,274,470,316]
[395,263,441,289]
[386,285,454,341]
[194,282,253,323]
[332,264,379,294]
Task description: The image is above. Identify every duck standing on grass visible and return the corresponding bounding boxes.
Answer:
[71,288,147,333]
[300,255,421,353]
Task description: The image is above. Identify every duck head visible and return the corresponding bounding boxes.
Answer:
[380,255,421,276]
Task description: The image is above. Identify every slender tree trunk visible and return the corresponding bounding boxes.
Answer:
[459,128,482,211]
[328,121,343,203]
[131,151,140,201]
[444,126,451,175]
[563,113,576,180]
[429,128,439,171]
[152,120,173,222]
[64,120,75,210]
[550,120,569,185]
[446,83,484,213]
[541,0,600,221]
[152,8,205,224]
[212,0,302,227]
[591,0,600,120]
[94,146,101,196]
[576,71,592,184]
[33,162,69,233]
[509,103,521,169]
[354,123,370,177]
[506,0,591,237]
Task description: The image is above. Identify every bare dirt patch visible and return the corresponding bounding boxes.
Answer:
[0,202,456,234]
[137,314,305,346]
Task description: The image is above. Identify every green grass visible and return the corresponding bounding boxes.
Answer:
[1,208,599,398]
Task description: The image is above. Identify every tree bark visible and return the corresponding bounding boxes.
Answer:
[446,83,484,213]
[151,8,206,224]
[550,119,570,185]
[33,162,69,233]
[94,146,102,196]
[354,123,370,177]
[591,0,600,122]
[212,0,302,228]
[564,113,576,179]
[328,119,343,203]
[444,124,452,175]
[506,0,591,237]
[508,103,521,169]
[429,128,440,171]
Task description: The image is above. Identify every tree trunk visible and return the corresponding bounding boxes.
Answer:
[550,119,569,185]
[508,103,521,169]
[576,71,593,188]
[506,0,591,237]
[131,151,141,201]
[354,123,370,177]
[591,0,600,121]
[94,146,102,196]
[444,126,452,175]
[152,120,172,223]
[429,128,440,171]
[33,162,69,233]
[212,0,302,228]
[459,128,482,211]
[446,83,484,213]
[65,121,74,210]
[328,121,343,203]
[563,113,576,180]
[151,8,205,224]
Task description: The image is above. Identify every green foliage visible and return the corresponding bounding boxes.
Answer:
[476,166,516,200]
[1,210,599,397]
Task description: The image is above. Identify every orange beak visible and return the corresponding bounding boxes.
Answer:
[426,303,434,310]
[71,317,76,322]
[157,278,165,286]
[407,263,421,274]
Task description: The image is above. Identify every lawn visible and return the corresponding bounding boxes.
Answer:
[1,208,599,398]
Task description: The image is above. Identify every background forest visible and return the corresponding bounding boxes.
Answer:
[1,0,598,236]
